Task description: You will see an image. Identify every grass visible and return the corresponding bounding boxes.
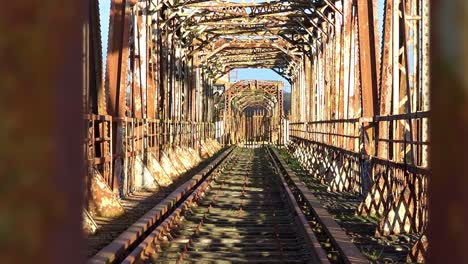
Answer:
[361,247,384,262]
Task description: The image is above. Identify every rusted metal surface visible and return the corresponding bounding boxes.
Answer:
[105,0,129,118]
[80,0,437,262]
[86,167,125,218]
[429,0,467,263]
[0,0,85,263]
[288,113,429,257]
[289,112,430,235]
[356,0,378,156]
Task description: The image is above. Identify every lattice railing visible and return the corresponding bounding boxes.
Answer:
[288,112,429,237]
[84,115,218,194]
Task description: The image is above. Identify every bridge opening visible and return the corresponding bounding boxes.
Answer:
[6,0,468,263]
[80,0,433,262]
[243,106,271,145]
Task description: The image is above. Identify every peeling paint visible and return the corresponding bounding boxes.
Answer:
[87,169,124,218]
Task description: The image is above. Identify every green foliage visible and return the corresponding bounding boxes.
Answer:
[361,247,384,262]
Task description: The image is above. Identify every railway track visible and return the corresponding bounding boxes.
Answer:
[88,146,369,264]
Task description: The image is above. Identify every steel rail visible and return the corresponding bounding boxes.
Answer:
[109,146,342,263]
[268,147,369,264]
[89,145,376,263]
[87,146,235,264]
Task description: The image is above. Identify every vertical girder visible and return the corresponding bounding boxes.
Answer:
[429,1,467,262]
[1,0,85,263]
[106,0,131,118]
[356,0,378,155]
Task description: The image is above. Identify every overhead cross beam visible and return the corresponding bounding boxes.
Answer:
[143,0,331,81]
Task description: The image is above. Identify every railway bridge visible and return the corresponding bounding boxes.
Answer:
[1,0,467,263]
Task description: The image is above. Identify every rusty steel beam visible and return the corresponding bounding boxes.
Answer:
[88,0,105,115]
[356,0,379,155]
[147,66,156,119]
[0,0,85,263]
[105,0,133,193]
[132,12,144,119]
[106,0,130,118]
[377,0,394,159]
[429,0,467,262]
